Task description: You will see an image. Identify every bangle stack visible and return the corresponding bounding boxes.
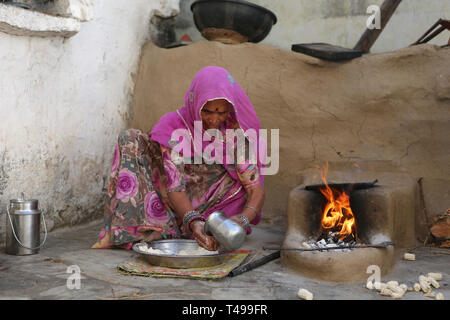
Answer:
[183,210,204,231]
[238,214,250,231]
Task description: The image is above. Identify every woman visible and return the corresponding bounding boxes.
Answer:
[92,66,265,251]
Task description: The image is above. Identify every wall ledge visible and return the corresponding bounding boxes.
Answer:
[0,3,80,38]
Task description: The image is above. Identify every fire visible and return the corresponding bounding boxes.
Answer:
[318,164,357,241]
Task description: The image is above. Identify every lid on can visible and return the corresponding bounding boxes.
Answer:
[9,193,40,211]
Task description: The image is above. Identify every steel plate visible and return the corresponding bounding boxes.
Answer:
[132,239,230,269]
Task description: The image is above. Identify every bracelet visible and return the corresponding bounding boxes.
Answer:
[238,214,250,230]
[244,205,258,215]
[182,210,204,231]
[188,216,205,232]
[183,210,199,229]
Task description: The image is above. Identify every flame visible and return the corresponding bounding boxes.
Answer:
[318,163,357,241]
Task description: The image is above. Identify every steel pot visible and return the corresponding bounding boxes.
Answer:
[204,211,246,251]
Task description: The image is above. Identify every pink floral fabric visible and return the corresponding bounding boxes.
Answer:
[144,191,169,224]
[116,169,139,200]
[92,127,260,249]
[111,143,120,176]
[92,129,179,249]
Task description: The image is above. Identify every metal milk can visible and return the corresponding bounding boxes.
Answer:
[204,211,246,251]
[5,193,47,255]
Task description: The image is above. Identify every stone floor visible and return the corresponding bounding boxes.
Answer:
[0,219,448,300]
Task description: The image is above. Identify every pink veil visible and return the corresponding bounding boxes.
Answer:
[150,66,266,224]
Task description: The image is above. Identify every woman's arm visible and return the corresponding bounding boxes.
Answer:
[167,191,194,226]
[168,191,219,251]
[231,183,265,227]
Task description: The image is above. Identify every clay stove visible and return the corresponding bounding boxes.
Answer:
[281,168,417,283]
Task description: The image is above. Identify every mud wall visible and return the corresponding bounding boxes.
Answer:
[130,41,450,240]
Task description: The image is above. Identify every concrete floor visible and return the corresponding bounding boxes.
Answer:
[0,219,448,300]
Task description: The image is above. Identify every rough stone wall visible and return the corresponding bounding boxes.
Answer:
[175,0,450,53]
[0,0,180,243]
[130,41,450,239]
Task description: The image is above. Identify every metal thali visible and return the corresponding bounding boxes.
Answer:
[132,239,230,269]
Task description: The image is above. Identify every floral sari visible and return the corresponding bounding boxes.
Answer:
[92,128,260,249]
[92,66,264,250]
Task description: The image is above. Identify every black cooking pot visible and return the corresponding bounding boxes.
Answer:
[191,0,277,43]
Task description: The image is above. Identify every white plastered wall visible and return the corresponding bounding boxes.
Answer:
[0,0,180,236]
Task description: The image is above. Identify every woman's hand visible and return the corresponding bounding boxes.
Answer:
[232,184,265,229]
[190,220,219,251]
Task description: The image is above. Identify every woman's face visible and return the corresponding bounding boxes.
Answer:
[201,99,231,130]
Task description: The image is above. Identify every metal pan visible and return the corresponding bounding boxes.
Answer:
[305,179,378,193]
[132,239,231,269]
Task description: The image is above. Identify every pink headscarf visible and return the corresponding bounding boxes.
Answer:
[150,66,265,222]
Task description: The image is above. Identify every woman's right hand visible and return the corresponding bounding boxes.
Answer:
[190,220,219,251]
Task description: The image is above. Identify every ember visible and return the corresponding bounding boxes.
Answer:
[302,231,356,252]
